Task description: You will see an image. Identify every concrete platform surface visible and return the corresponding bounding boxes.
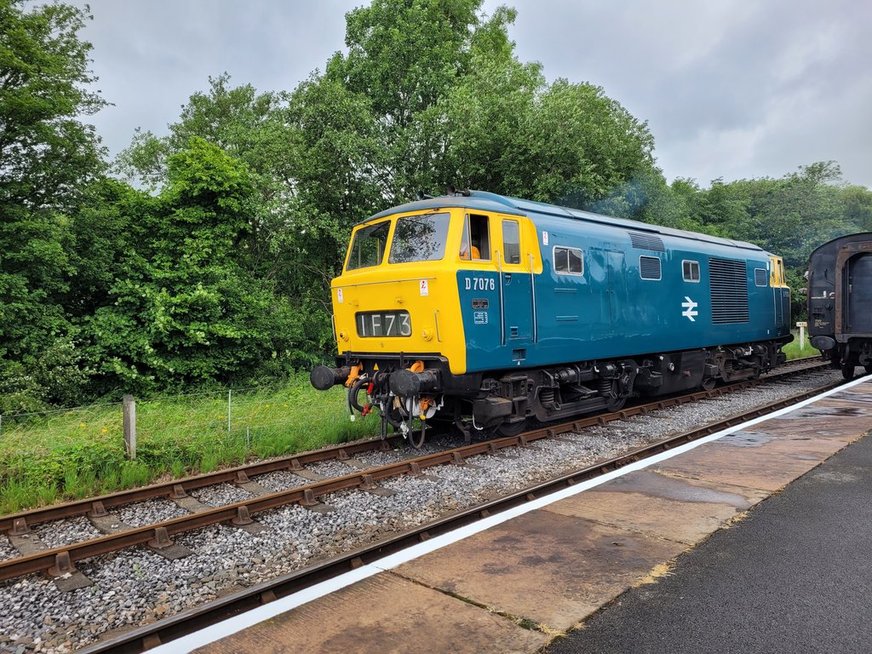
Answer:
[547,414,872,654]
[200,573,548,654]
[196,377,872,654]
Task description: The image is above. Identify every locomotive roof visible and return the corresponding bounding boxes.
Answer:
[808,232,872,258]
[366,190,766,253]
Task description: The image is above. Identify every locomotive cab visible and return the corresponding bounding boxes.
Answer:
[310,202,542,443]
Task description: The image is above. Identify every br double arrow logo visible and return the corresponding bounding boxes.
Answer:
[682,296,698,322]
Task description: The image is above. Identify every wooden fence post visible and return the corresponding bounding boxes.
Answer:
[123,394,137,460]
[796,321,807,350]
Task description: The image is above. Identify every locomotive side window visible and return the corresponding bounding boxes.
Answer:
[553,246,583,275]
[639,256,662,280]
[503,219,521,264]
[682,260,700,282]
[460,214,490,261]
[754,268,768,286]
[389,212,450,263]
[346,220,390,270]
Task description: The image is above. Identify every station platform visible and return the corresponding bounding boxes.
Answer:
[171,377,872,654]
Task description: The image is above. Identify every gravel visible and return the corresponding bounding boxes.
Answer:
[304,460,360,477]
[190,483,252,507]
[32,517,102,550]
[116,499,188,528]
[0,367,848,652]
[254,470,305,493]
[349,447,418,467]
[0,534,17,562]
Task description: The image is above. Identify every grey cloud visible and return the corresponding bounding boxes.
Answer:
[74,0,360,156]
[72,0,871,188]
[498,0,872,186]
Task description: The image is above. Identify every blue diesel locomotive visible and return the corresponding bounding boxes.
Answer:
[311,190,792,441]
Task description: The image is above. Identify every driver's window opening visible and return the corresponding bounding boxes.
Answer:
[460,214,490,261]
[503,219,521,264]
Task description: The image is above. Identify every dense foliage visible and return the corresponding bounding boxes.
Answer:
[2,0,871,411]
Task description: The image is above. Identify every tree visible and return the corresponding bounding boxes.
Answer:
[85,139,305,394]
[116,73,282,191]
[839,185,872,232]
[283,0,660,306]
[309,0,658,207]
[0,0,106,410]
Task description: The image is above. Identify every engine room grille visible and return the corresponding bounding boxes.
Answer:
[639,255,662,280]
[629,232,665,252]
[709,258,749,324]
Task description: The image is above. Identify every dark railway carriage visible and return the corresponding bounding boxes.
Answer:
[312,191,792,442]
[807,233,872,379]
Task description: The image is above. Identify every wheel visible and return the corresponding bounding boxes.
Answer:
[605,394,627,412]
[842,363,856,381]
[865,364,872,375]
[496,418,528,437]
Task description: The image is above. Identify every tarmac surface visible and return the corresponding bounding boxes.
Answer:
[547,427,872,654]
[192,379,872,654]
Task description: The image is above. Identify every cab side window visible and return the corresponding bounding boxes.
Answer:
[460,214,490,261]
[502,219,521,264]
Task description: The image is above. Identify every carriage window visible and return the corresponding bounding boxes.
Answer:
[754,268,768,287]
[682,260,700,282]
[553,246,583,275]
[640,256,662,280]
[502,220,521,264]
[346,220,390,270]
[460,214,490,261]
[389,212,450,263]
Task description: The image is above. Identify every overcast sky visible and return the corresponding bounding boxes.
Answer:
[72,0,872,188]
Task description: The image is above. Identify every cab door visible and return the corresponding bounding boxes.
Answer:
[498,218,534,357]
[770,256,790,335]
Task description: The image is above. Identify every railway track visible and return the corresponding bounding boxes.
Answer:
[78,362,849,653]
[0,357,830,585]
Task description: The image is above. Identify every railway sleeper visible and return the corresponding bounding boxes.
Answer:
[48,550,95,592]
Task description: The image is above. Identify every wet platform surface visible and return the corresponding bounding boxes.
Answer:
[548,401,872,653]
[199,378,872,654]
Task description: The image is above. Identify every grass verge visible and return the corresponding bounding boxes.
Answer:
[782,330,820,360]
[0,374,380,514]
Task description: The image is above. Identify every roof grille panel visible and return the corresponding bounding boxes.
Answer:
[629,232,665,252]
[710,258,749,324]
